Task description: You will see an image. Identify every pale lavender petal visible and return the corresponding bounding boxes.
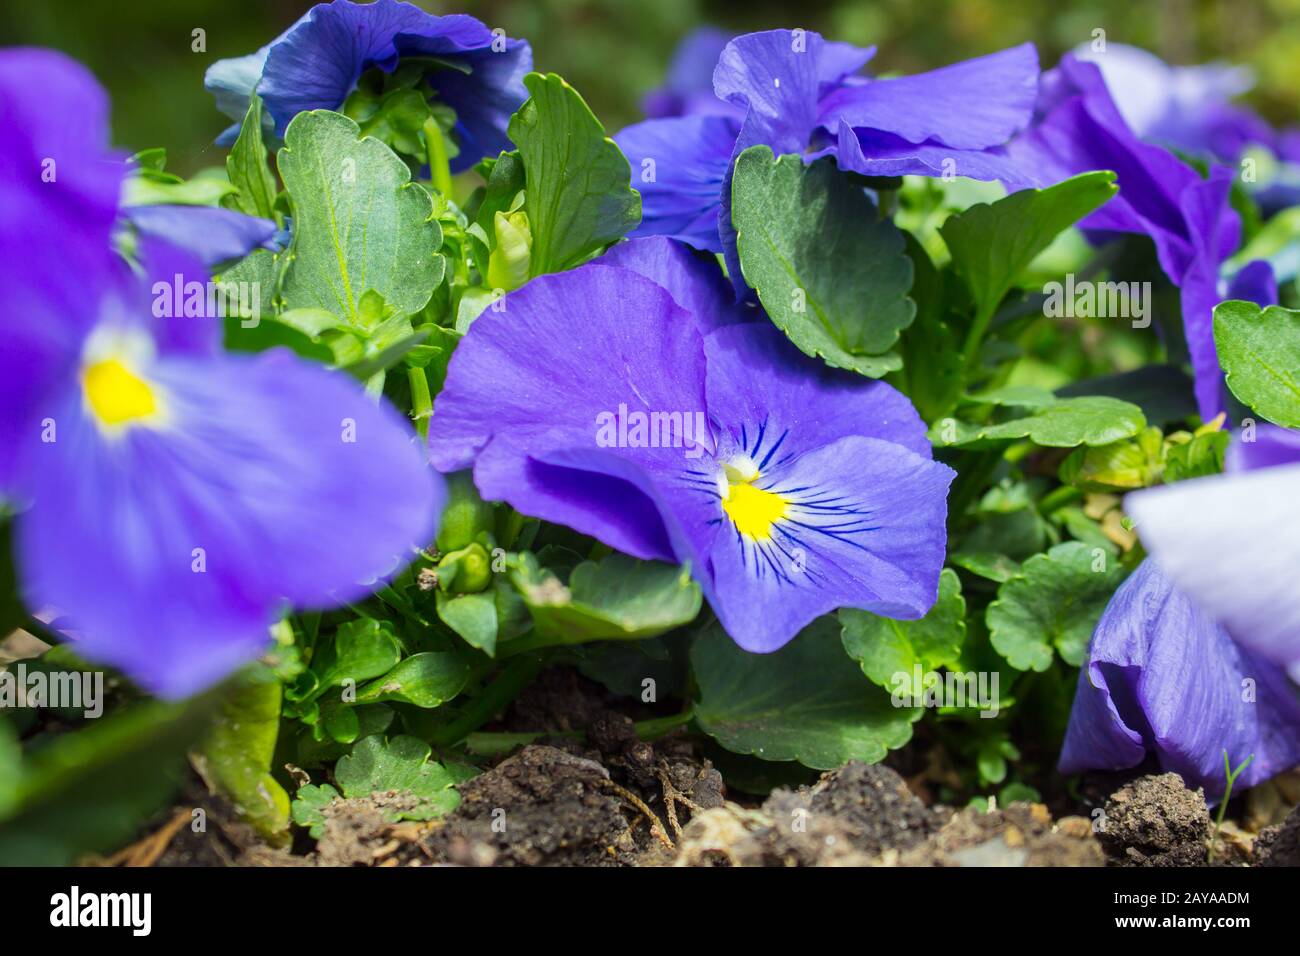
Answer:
[1061,560,1300,799]
[1227,424,1300,472]
[1127,463,1300,679]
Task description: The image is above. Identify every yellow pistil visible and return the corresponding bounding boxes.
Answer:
[82,358,159,427]
[722,480,788,541]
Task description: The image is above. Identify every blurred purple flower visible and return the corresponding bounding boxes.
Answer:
[1060,559,1300,800]
[616,28,1038,276]
[1007,53,1276,422]
[1,49,443,697]
[120,204,278,269]
[428,237,954,652]
[1071,43,1300,215]
[1126,425,1300,682]
[641,27,737,120]
[205,0,531,172]
[1072,42,1266,163]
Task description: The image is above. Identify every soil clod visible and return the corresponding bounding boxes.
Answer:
[1097,772,1210,867]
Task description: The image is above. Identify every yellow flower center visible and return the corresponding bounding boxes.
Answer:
[82,358,160,427]
[722,479,788,541]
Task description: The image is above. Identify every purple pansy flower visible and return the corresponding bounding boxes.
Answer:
[1060,559,1300,800]
[205,0,531,172]
[1125,425,1300,682]
[2,50,443,698]
[1071,43,1266,163]
[641,27,736,120]
[427,237,954,652]
[1007,53,1276,422]
[1072,43,1300,215]
[617,28,1038,272]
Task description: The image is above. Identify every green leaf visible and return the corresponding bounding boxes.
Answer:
[225,93,278,221]
[987,542,1126,671]
[940,171,1118,327]
[352,88,432,158]
[1056,365,1197,427]
[509,73,641,276]
[335,735,461,820]
[472,150,527,234]
[934,395,1146,448]
[121,166,238,207]
[193,672,290,845]
[0,696,219,865]
[509,552,702,644]
[692,617,918,770]
[977,739,1009,785]
[949,551,1019,584]
[218,247,284,323]
[436,590,499,655]
[1213,300,1300,427]
[1059,427,1163,491]
[896,233,966,419]
[277,110,443,324]
[840,568,966,695]
[731,145,915,377]
[1163,429,1229,482]
[300,619,402,703]
[357,651,471,708]
[289,783,338,839]
[0,717,20,819]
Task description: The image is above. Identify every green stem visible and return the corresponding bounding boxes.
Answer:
[1208,750,1254,863]
[1038,485,1083,516]
[430,653,543,747]
[423,117,454,201]
[407,365,433,443]
[959,304,997,375]
[634,706,696,740]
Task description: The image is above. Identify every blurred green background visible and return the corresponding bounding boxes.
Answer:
[10,0,1300,173]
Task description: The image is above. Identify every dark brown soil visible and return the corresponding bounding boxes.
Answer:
[1255,803,1300,867]
[422,745,639,866]
[1096,772,1211,867]
[121,675,1294,868]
